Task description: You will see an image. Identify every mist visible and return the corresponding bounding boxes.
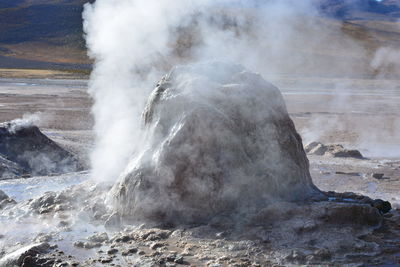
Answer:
[1,0,400,265]
[83,0,381,184]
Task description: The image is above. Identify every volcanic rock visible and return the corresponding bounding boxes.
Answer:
[0,121,82,177]
[111,62,322,223]
[0,155,25,179]
[0,243,50,267]
[372,199,392,214]
[305,142,364,159]
[372,173,385,179]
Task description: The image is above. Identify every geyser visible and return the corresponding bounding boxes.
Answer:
[112,62,321,223]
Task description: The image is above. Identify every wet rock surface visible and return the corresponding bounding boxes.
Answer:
[0,242,51,267]
[1,77,400,266]
[113,62,321,224]
[0,121,83,179]
[1,179,399,266]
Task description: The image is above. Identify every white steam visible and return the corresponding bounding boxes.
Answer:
[8,113,41,133]
[83,0,392,182]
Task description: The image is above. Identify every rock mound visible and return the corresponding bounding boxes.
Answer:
[0,121,82,178]
[111,62,322,223]
[305,142,364,159]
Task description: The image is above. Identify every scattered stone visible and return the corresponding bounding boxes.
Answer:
[174,256,184,264]
[113,234,132,243]
[372,173,384,179]
[330,146,364,159]
[73,241,85,248]
[371,173,390,180]
[73,241,102,249]
[34,233,54,243]
[29,191,67,214]
[107,248,119,255]
[305,142,328,155]
[145,230,171,241]
[121,247,138,256]
[0,242,50,267]
[150,242,166,250]
[305,142,364,159]
[335,171,360,176]
[101,257,113,263]
[88,232,109,243]
[372,199,392,214]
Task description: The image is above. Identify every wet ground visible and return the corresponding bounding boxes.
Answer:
[0,77,399,266]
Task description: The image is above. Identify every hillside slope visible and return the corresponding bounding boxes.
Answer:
[316,0,400,21]
[0,0,92,70]
[0,0,399,74]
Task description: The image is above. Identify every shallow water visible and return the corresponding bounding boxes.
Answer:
[0,171,102,259]
[0,171,89,202]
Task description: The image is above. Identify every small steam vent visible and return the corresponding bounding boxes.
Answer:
[112,62,322,223]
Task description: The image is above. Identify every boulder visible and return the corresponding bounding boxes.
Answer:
[372,199,392,214]
[111,62,322,223]
[0,121,82,177]
[305,142,364,159]
[304,142,328,156]
[0,243,50,267]
[327,144,364,159]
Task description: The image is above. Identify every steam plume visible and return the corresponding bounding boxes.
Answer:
[83,0,371,182]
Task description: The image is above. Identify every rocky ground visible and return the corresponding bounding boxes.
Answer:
[0,77,399,266]
[1,181,400,266]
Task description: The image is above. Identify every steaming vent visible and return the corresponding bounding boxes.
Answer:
[0,121,82,178]
[112,62,321,223]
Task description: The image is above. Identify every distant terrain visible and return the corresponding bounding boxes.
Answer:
[317,0,400,21]
[0,0,92,72]
[0,0,399,76]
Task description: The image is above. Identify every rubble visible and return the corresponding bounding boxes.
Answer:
[305,142,364,159]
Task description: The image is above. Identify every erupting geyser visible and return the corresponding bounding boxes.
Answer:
[112,62,321,223]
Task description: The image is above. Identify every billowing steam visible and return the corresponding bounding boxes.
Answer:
[82,0,392,183]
